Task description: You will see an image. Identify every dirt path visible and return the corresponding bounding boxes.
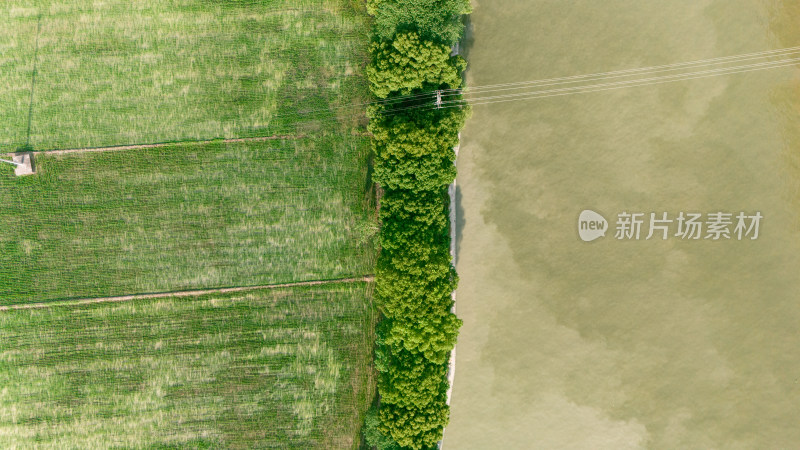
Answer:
[0,275,373,311]
[33,134,304,155]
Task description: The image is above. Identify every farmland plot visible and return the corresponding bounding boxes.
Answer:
[0,0,369,150]
[0,137,377,305]
[0,0,379,447]
[0,283,377,449]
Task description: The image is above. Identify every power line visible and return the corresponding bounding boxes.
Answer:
[445,45,800,94]
[442,58,800,108]
[250,51,799,133]
[442,56,800,106]
[26,50,797,153]
[50,47,791,141]
[263,46,800,125]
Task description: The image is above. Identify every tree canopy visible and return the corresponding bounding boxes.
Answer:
[367,0,471,45]
[365,2,469,448]
[367,32,466,98]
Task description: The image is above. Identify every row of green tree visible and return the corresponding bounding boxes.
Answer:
[363,0,471,448]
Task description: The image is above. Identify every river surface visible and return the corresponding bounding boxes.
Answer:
[446,1,800,448]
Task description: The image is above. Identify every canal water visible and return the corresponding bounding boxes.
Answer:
[447,0,800,448]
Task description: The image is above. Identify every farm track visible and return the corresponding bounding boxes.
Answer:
[32,134,306,155]
[0,275,374,311]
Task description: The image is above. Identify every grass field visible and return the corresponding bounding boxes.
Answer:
[0,282,377,448]
[0,0,369,150]
[0,137,376,305]
[1,1,379,445]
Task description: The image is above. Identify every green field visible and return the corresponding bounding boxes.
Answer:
[0,137,376,304]
[0,283,377,448]
[0,0,369,150]
[0,0,379,446]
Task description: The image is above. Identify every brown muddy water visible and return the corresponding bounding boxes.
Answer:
[446,0,800,448]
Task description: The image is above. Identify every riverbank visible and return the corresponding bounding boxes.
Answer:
[440,134,460,449]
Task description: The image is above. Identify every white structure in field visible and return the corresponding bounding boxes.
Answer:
[0,152,35,176]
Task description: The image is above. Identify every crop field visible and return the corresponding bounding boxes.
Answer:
[0,137,376,305]
[0,0,379,446]
[0,0,369,151]
[0,282,377,448]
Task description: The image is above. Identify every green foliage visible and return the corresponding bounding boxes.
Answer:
[364,405,402,450]
[380,188,450,230]
[367,32,466,98]
[378,400,449,450]
[373,332,454,449]
[366,3,469,448]
[355,217,381,245]
[367,0,471,45]
[377,189,451,276]
[376,259,456,319]
[378,222,451,277]
[370,107,466,192]
[380,314,460,365]
[376,345,449,410]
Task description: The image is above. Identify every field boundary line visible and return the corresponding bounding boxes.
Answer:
[0,276,374,311]
[31,134,306,155]
[25,15,43,147]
